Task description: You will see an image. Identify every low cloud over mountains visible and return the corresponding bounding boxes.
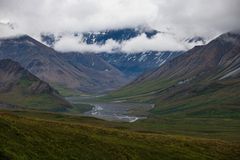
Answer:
[1,0,240,52]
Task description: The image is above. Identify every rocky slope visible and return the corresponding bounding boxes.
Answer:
[0,35,128,94]
[97,51,183,78]
[134,32,240,83]
[0,59,71,111]
[57,52,129,92]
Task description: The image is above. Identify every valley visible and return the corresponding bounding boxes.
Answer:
[0,15,240,160]
[67,96,154,122]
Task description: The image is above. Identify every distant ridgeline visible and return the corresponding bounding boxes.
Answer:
[40,27,186,78]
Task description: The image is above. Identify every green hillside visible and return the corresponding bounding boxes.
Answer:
[0,110,239,160]
[103,79,240,118]
[101,32,240,119]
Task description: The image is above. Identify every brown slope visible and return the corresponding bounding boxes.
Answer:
[0,59,71,111]
[134,32,240,84]
[58,52,129,93]
[0,35,128,94]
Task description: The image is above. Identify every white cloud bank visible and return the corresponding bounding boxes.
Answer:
[121,33,186,52]
[54,35,121,53]
[54,32,203,53]
[1,0,240,52]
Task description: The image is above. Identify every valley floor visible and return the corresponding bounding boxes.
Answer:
[0,109,240,160]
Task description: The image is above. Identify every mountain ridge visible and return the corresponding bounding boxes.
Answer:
[0,35,129,94]
[0,59,71,111]
[104,31,240,118]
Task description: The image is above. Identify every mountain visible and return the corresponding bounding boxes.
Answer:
[41,28,208,79]
[134,32,240,83]
[41,33,56,47]
[0,59,71,111]
[41,27,159,46]
[185,36,206,44]
[81,27,158,45]
[97,51,183,78]
[106,31,240,118]
[0,35,128,94]
[57,52,129,92]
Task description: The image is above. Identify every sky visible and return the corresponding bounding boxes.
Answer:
[0,0,240,53]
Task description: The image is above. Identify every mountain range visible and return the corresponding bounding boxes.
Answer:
[41,27,159,46]
[105,31,240,118]
[97,51,183,78]
[41,27,188,78]
[0,35,129,94]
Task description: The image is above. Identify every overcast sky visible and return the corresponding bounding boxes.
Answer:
[1,0,240,52]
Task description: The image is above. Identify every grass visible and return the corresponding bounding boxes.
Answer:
[0,75,71,112]
[0,89,69,112]
[101,78,176,102]
[99,76,240,117]
[67,103,94,114]
[52,84,87,97]
[0,110,240,160]
[128,117,240,141]
[4,109,240,142]
[94,77,240,142]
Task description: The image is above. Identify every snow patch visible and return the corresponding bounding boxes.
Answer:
[138,53,147,62]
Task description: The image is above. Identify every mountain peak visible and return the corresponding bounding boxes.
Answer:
[216,32,240,46]
[0,34,31,41]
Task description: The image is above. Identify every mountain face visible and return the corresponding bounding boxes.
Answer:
[0,35,128,94]
[41,28,189,79]
[41,27,159,46]
[0,59,71,111]
[81,28,158,45]
[134,32,240,83]
[97,51,183,78]
[57,52,129,92]
[107,32,240,118]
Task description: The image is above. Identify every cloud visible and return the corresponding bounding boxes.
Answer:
[54,32,202,53]
[0,0,240,51]
[121,33,186,52]
[0,0,158,36]
[54,34,121,53]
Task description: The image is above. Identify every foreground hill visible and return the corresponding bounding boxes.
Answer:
[0,59,71,111]
[0,35,128,94]
[105,32,240,118]
[0,110,239,160]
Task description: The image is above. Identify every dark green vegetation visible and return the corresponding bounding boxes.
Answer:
[104,79,240,118]
[0,110,240,160]
[0,91,68,112]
